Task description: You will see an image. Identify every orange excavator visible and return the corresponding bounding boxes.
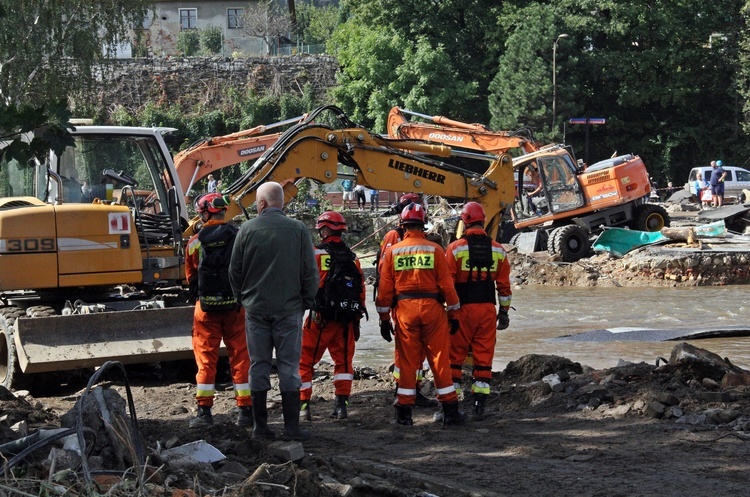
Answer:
[173,115,305,197]
[388,107,541,155]
[387,107,669,262]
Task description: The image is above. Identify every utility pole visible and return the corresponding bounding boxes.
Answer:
[552,33,569,139]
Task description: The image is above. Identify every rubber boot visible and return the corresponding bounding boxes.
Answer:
[442,401,467,426]
[281,391,310,441]
[251,391,276,440]
[395,404,413,426]
[189,405,213,427]
[473,393,487,421]
[331,395,349,419]
[237,405,253,427]
[300,400,312,422]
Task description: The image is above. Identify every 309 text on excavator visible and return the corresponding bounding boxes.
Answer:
[0,238,56,253]
[387,159,446,184]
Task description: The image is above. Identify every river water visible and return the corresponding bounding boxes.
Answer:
[352,285,750,371]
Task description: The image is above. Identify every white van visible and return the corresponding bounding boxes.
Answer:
[684,166,750,203]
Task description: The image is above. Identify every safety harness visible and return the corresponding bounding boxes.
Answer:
[454,234,496,305]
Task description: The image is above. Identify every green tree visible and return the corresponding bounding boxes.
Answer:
[490,0,747,184]
[0,0,150,107]
[296,3,340,45]
[177,30,201,56]
[329,23,475,132]
[336,0,505,123]
[200,26,224,55]
[489,4,562,141]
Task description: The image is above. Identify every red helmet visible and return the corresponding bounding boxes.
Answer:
[460,202,486,225]
[315,211,347,231]
[195,193,228,214]
[400,202,426,225]
[399,193,422,207]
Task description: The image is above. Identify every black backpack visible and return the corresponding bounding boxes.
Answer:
[315,241,366,323]
[197,223,238,312]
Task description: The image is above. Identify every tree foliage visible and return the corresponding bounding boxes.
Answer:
[295,3,341,45]
[200,26,224,55]
[0,0,150,107]
[177,30,201,56]
[329,23,476,131]
[243,0,294,55]
[331,0,503,126]
[489,0,747,183]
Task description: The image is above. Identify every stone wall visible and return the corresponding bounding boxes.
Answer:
[82,55,339,113]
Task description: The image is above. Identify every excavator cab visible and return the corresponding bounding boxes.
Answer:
[513,148,585,223]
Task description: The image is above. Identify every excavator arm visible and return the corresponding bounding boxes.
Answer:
[173,115,304,196]
[183,105,515,240]
[387,106,541,155]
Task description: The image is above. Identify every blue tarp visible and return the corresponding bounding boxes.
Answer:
[592,227,669,257]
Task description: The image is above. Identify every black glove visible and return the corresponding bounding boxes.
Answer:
[380,320,393,342]
[187,277,198,304]
[353,321,361,342]
[449,318,460,335]
[497,309,510,330]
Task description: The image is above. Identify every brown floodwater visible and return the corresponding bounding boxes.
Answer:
[352,285,750,371]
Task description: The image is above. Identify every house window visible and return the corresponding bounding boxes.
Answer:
[228,8,244,29]
[179,8,197,30]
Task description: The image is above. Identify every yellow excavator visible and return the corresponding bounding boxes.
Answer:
[0,105,513,390]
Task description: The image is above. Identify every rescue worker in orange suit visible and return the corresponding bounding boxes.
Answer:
[186,193,252,427]
[299,211,366,421]
[445,202,512,420]
[376,193,437,408]
[375,202,466,426]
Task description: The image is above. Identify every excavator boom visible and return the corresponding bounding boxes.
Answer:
[388,106,541,155]
[184,105,515,241]
[174,115,304,196]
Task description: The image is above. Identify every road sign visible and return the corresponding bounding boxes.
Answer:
[569,118,606,125]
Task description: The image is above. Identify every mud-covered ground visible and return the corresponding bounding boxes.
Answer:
[3,205,750,496]
[2,342,750,497]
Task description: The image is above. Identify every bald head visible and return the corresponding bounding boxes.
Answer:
[257,182,284,213]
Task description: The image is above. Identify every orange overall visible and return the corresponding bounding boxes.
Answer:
[375,231,460,406]
[186,219,251,408]
[300,236,366,402]
[445,227,512,393]
[377,228,429,384]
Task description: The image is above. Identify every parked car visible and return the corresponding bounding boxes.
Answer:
[684,166,750,203]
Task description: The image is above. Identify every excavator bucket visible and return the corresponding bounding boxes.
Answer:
[13,306,196,374]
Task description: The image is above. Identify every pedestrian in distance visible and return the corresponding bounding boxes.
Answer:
[207,174,217,193]
[229,182,320,441]
[299,211,366,422]
[709,160,728,208]
[375,202,467,426]
[445,202,512,420]
[370,188,379,211]
[186,193,252,428]
[354,182,367,211]
[693,172,710,209]
[341,178,354,210]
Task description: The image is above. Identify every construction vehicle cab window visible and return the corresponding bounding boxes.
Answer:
[387,107,669,263]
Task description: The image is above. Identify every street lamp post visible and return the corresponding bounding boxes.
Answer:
[552,33,569,139]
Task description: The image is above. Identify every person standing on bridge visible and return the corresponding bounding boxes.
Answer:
[186,193,252,428]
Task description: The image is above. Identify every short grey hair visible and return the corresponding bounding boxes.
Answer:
[257,181,284,208]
